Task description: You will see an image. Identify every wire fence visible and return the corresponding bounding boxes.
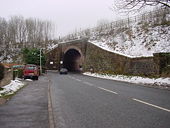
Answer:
[61,7,170,41]
[94,7,170,31]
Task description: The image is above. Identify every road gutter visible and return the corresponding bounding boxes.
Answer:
[48,79,55,128]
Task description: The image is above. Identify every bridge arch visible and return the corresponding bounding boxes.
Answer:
[63,46,84,72]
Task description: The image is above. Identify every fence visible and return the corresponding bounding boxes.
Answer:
[61,7,170,41]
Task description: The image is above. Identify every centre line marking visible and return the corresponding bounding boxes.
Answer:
[83,82,94,86]
[98,87,118,94]
[75,79,81,82]
[69,76,74,79]
[133,98,170,112]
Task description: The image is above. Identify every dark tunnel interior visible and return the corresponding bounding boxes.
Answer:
[63,49,81,72]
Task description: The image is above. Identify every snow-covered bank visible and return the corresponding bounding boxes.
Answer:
[0,80,25,97]
[89,24,170,58]
[83,72,170,89]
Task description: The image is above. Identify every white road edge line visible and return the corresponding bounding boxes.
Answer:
[98,87,118,94]
[133,98,170,112]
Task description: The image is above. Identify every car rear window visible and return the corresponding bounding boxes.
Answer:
[26,66,36,70]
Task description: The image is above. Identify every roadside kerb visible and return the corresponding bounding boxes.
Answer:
[48,79,55,128]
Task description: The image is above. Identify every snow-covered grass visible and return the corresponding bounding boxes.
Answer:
[83,72,170,88]
[50,23,170,58]
[0,80,25,97]
[89,24,170,58]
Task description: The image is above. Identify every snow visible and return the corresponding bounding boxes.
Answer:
[47,14,170,58]
[0,80,25,97]
[49,23,170,58]
[47,11,170,59]
[47,43,58,50]
[83,72,170,87]
[25,79,33,81]
[89,24,170,58]
[89,40,134,58]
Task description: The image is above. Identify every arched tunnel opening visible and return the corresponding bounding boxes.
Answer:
[63,49,82,72]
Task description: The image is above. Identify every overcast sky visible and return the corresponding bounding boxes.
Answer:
[0,0,152,37]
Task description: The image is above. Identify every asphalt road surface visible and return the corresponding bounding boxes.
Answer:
[48,72,170,128]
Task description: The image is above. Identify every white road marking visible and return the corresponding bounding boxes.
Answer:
[133,98,170,112]
[71,77,75,79]
[97,87,118,94]
[68,76,82,82]
[75,79,82,82]
[83,82,94,86]
[68,76,74,79]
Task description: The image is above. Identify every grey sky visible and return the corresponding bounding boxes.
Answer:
[0,0,151,37]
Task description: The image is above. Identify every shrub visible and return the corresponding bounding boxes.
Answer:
[13,69,24,79]
[17,69,24,78]
[0,63,5,81]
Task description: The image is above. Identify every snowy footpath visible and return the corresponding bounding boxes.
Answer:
[83,72,170,89]
[0,76,49,128]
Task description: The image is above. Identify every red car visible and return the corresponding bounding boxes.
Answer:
[23,64,39,80]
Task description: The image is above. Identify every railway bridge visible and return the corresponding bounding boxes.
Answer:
[46,38,169,76]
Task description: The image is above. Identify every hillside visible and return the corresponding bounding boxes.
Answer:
[54,8,170,58]
[1,8,169,62]
[89,23,170,58]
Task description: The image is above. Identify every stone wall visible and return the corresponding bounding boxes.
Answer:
[83,43,130,74]
[128,57,158,76]
[46,46,61,70]
[46,39,88,70]
[84,43,159,76]
[46,40,169,77]
[0,69,12,87]
[153,53,170,76]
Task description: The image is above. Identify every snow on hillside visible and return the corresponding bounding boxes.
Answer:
[89,23,170,58]
[47,43,58,50]
[53,9,170,58]
[52,22,170,58]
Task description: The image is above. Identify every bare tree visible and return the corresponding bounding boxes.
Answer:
[0,18,7,49]
[0,15,55,62]
[96,19,110,33]
[114,0,170,12]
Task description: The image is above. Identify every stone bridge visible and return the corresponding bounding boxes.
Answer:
[46,39,88,71]
[46,39,170,76]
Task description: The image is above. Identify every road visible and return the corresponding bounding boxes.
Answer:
[48,72,170,128]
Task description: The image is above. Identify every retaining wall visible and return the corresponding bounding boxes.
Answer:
[84,43,159,76]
